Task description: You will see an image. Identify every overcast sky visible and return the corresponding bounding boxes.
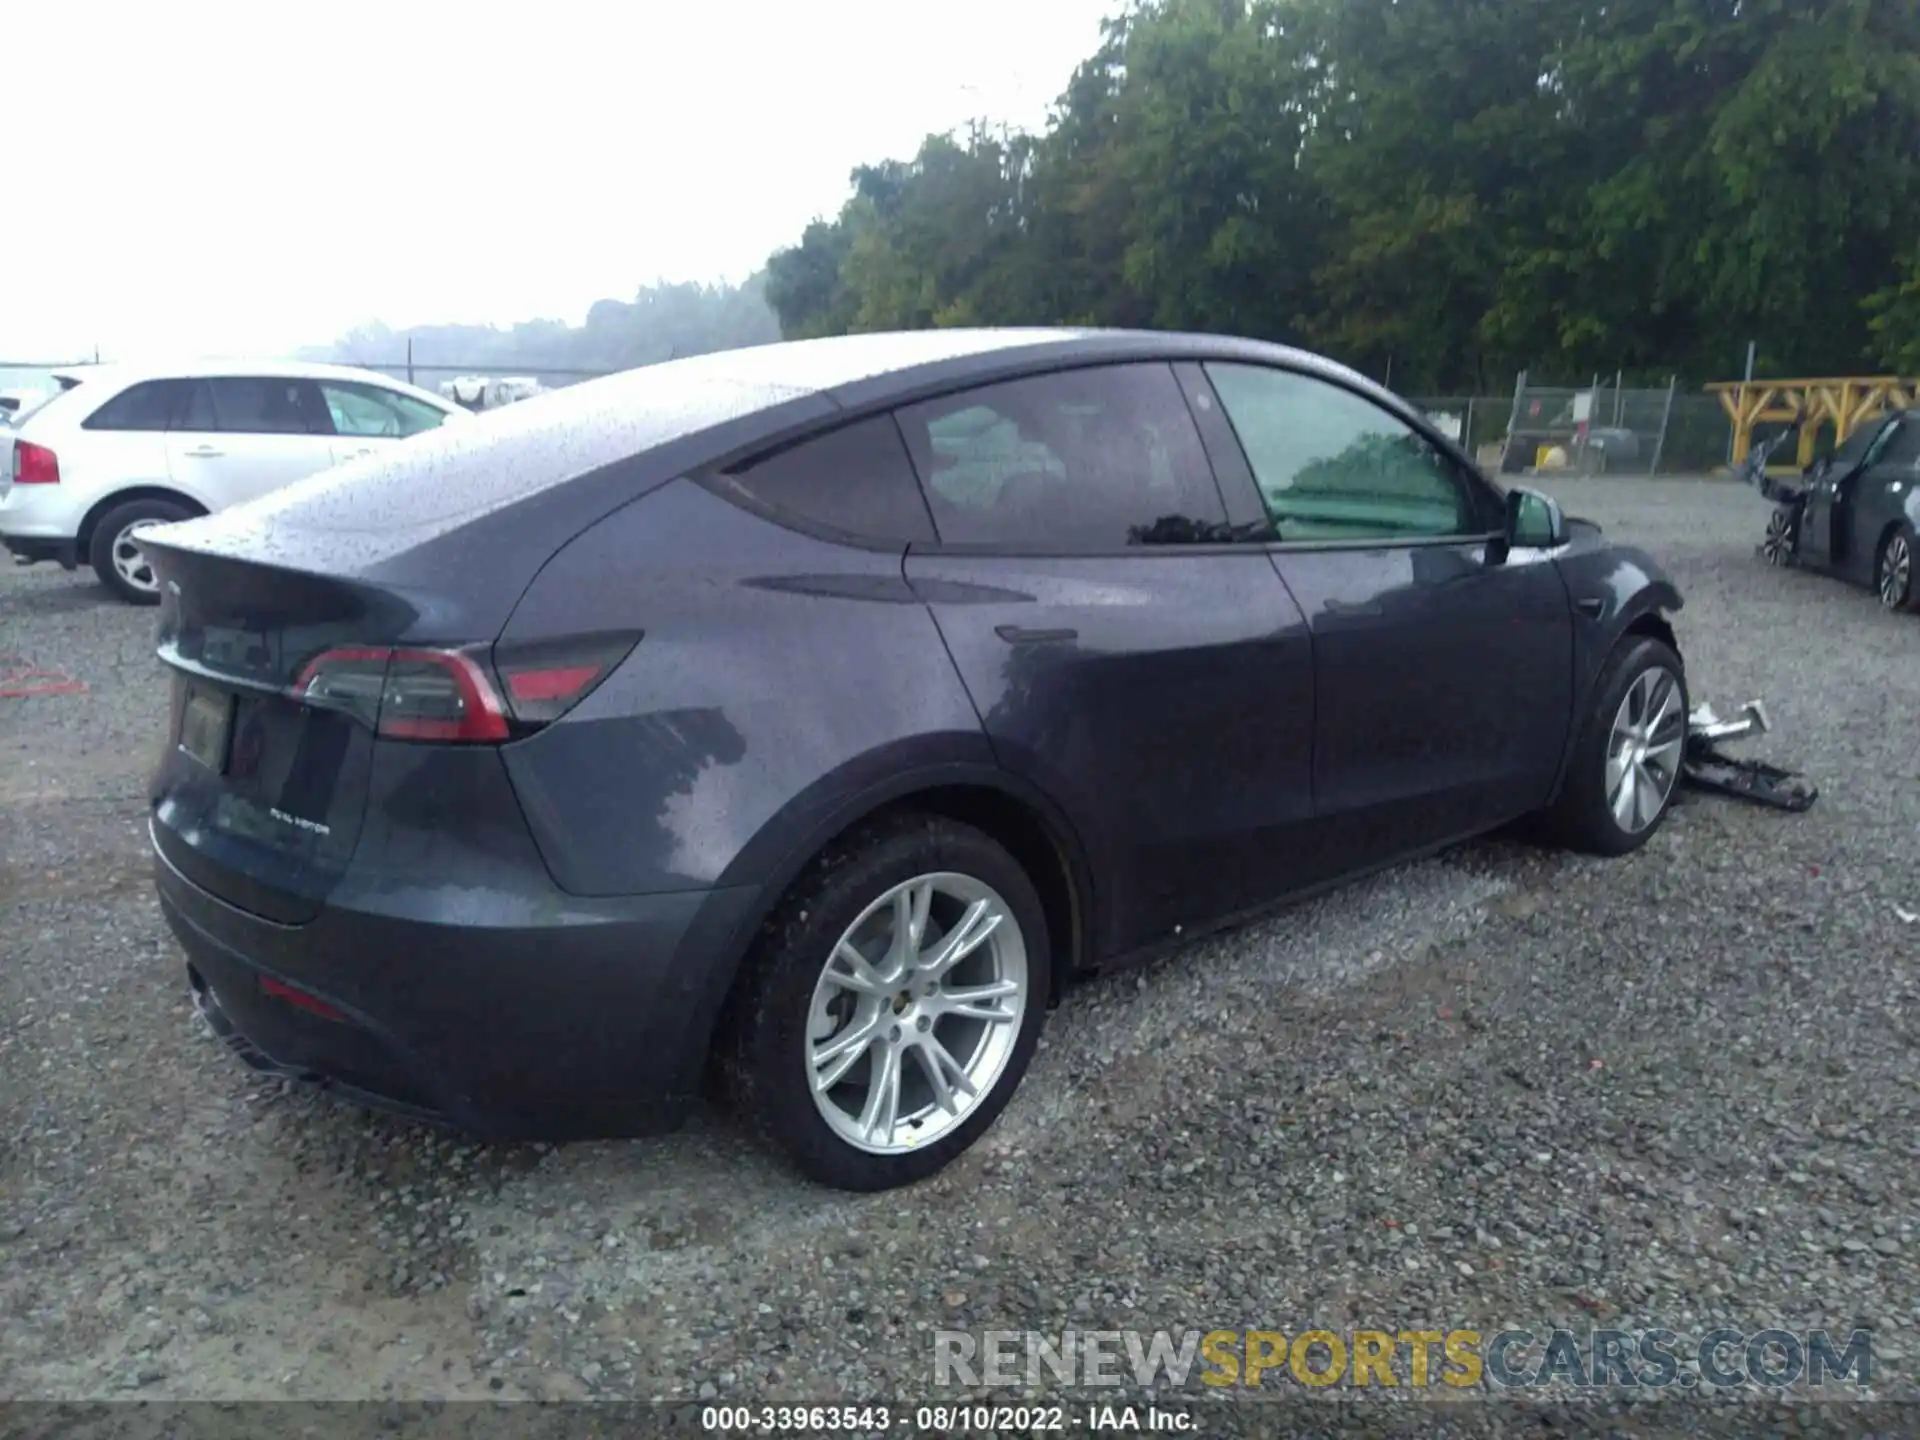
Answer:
[6,0,1116,362]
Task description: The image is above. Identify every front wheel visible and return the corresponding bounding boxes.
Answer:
[1762,506,1797,567]
[89,498,193,605]
[718,812,1051,1191]
[1876,524,1918,613]
[1538,636,1689,857]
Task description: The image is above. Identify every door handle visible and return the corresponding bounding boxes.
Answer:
[1574,597,1605,619]
[994,624,1079,645]
[1322,598,1383,617]
[183,445,224,458]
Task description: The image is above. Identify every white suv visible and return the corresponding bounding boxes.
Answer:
[0,360,470,603]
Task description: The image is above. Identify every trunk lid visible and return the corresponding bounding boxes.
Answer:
[137,364,842,920]
[147,549,422,924]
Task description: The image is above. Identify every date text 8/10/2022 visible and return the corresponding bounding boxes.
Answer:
[699,1403,1198,1432]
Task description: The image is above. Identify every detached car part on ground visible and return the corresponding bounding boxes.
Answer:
[1745,408,1920,613]
[1680,699,1816,814]
[138,328,1804,1194]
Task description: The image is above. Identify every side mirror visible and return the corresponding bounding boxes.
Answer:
[1505,486,1568,550]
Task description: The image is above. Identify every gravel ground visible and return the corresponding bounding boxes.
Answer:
[2,474,1915,1420]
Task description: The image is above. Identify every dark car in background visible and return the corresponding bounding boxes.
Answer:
[1760,406,1920,612]
[139,328,1689,1192]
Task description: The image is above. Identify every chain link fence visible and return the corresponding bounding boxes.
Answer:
[1409,374,1733,477]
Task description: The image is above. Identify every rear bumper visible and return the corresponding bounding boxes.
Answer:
[153,822,763,1140]
[2,532,78,568]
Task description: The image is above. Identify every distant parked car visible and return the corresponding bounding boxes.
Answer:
[0,360,469,603]
[138,327,1691,1192]
[439,375,548,412]
[1755,406,1920,611]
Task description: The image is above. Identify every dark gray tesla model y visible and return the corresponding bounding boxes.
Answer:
[141,328,1688,1191]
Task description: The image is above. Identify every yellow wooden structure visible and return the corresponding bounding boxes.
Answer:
[1707,376,1920,470]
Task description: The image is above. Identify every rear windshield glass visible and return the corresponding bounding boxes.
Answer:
[5,385,75,427]
[218,366,823,542]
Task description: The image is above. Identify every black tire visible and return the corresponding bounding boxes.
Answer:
[717,811,1052,1192]
[1761,506,1797,567]
[1538,636,1689,857]
[88,497,193,605]
[1875,523,1919,613]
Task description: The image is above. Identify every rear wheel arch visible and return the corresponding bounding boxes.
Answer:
[77,486,207,548]
[863,782,1088,1002]
[699,769,1093,1074]
[771,773,1087,990]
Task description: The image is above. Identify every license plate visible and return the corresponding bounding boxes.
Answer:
[178,681,233,773]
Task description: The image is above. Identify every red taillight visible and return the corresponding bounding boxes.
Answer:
[295,646,510,743]
[291,632,639,740]
[506,664,601,704]
[259,975,348,1023]
[379,650,511,742]
[12,441,59,484]
[491,632,642,725]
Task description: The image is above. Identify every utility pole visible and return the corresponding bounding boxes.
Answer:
[1498,368,1528,475]
[1649,375,1677,477]
[1729,340,1757,465]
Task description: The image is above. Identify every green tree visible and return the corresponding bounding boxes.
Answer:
[761,0,1920,392]
[1296,0,1579,390]
[765,220,859,339]
[1545,0,1920,378]
[1865,244,1920,373]
[1095,0,1326,339]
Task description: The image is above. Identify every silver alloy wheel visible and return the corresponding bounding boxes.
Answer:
[806,871,1027,1156]
[1880,532,1912,609]
[1606,666,1686,834]
[1762,509,1793,566]
[111,521,161,594]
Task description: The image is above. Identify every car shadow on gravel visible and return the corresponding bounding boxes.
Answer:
[0,575,122,617]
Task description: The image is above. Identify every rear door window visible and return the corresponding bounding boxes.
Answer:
[319,381,451,439]
[1875,416,1920,469]
[82,379,192,431]
[721,413,936,544]
[181,377,335,435]
[893,363,1228,549]
[1830,415,1891,472]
